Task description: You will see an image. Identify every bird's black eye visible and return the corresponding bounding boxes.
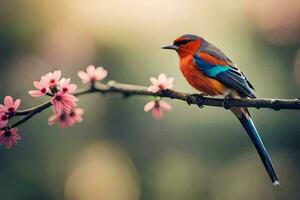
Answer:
[174,39,191,46]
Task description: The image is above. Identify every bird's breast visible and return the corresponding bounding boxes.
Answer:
[179,55,226,96]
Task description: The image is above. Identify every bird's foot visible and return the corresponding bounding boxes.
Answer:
[222,96,231,110]
[186,93,206,108]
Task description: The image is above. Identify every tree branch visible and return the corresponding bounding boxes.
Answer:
[1,80,299,131]
[93,81,300,110]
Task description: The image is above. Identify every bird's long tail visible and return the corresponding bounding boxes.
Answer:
[232,108,279,186]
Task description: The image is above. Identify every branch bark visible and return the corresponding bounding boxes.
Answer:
[1,80,299,131]
[92,81,300,110]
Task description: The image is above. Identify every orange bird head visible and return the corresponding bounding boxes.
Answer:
[162,34,202,58]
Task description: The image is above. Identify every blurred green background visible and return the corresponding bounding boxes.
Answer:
[0,0,300,199]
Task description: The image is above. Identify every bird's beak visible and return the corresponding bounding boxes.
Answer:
[162,44,178,51]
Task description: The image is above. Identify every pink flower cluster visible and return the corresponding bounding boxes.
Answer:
[0,64,175,149]
[0,128,21,149]
[78,65,108,83]
[0,65,108,149]
[0,96,20,128]
[0,96,22,149]
[148,73,174,93]
[48,108,84,128]
[29,65,107,130]
[144,100,172,120]
[144,74,174,119]
[29,70,79,115]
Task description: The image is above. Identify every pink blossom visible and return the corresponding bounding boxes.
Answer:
[48,108,84,128]
[144,100,172,120]
[0,128,22,149]
[148,73,174,93]
[78,65,108,83]
[5,96,21,111]
[28,81,49,97]
[51,91,78,114]
[0,96,21,127]
[69,108,84,123]
[58,78,77,93]
[41,70,62,88]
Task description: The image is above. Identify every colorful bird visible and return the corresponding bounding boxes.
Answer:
[162,34,279,186]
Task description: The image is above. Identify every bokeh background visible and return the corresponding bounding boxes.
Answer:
[0,0,300,199]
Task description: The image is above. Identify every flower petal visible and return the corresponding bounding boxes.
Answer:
[53,70,62,81]
[48,115,58,125]
[13,99,21,110]
[68,84,78,93]
[168,77,174,83]
[33,81,43,89]
[4,140,13,149]
[144,101,155,112]
[150,77,158,85]
[159,101,172,111]
[95,67,108,80]
[61,78,70,85]
[87,65,96,76]
[158,73,167,82]
[152,107,162,120]
[78,71,89,83]
[147,86,160,93]
[0,105,8,112]
[28,90,44,97]
[0,118,8,128]
[4,96,14,108]
[75,108,84,115]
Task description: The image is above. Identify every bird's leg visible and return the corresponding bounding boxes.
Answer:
[186,93,207,108]
[222,96,231,109]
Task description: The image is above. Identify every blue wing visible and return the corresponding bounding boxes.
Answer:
[197,39,255,90]
[193,54,256,98]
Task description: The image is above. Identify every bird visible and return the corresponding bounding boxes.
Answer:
[162,34,279,186]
